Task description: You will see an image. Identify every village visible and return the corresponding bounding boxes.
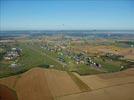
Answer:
[0,42,23,68]
[0,36,133,77]
[39,37,127,72]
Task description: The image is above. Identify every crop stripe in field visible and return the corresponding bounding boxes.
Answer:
[56,81,134,99]
[67,72,91,92]
[12,75,21,89]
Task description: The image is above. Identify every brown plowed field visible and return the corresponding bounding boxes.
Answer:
[0,68,81,100]
[0,84,18,100]
[45,69,81,97]
[14,68,53,100]
[0,75,18,89]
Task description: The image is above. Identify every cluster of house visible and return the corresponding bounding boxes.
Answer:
[41,44,66,63]
[72,53,101,68]
[41,44,62,52]
[4,48,22,60]
[104,53,124,60]
[41,42,102,68]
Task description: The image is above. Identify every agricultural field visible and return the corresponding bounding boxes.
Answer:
[18,43,63,69]
[0,37,134,78]
[0,68,81,100]
[0,33,134,100]
[0,67,134,100]
[0,41,64,78]
[58,83,134,100]
[0,84,18,100]
[57,68,134,100]
[1,0,134,99]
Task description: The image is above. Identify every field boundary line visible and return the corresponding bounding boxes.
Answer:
[67,72,91,92]
[56,81,134,99]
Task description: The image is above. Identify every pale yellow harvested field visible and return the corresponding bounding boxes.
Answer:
[125,55,134,60]
[73,45,121,54]
[45,69,81,97]
[74,73,107,89]
[58,83,134,100]
[120,48,134,60]
[74,68,134,90]
[98,68,134,79]
[96,47,134,60]
[73,45,134,60]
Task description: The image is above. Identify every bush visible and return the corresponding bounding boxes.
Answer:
[38,64,50,68]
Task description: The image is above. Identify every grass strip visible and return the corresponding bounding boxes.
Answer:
[68,72,91,92]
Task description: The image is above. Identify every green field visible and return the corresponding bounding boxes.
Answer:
[40,46,104,75]
[19,43,61,67]
[93,57,122,72]
[68,63,103,75]
[0,42,64,77]
[0,40,132,78]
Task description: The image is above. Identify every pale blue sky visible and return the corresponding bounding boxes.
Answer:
[0,0,134,30]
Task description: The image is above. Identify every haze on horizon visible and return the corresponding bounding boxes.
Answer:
[0,0,134,30]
